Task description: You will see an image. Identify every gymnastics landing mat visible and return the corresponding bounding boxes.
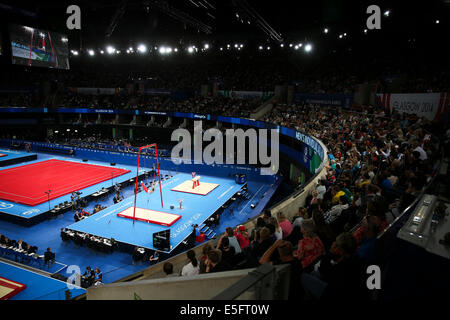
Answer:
[0,277,26,300]
[171,180,219,196]
[116,206,182,226]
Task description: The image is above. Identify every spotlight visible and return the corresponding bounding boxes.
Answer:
[280,43,284,47]
[72,50,79,56]
[88,49,95,56]
[258,45,263,50]
[384,10,390,17]
[137,44,147,53]
[188,46,194,53]
[106,46,115,54]
[364,29,368,34]
[304,44,312,52]
[100,50,104,54]
[435,20,440,24]
[324,28,329,34]
[267,46,270,50]
[204,43,209,49]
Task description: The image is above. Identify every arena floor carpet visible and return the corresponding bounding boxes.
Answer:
[0,159,130,206]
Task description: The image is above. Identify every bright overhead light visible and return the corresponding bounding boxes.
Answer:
[204,43,209,49]
[289,43,293,47]
[339,34,343,39]
[324,28,329,34]
[188,46,194,53]
[266,46,270,50]
[304,43,312,52]
[61,37,68,43]
[294,45,299,50]
[137,44,147,53]
[435,20,439,24]
[100,50,104,54]
[258,45,263,50]
[174,48,178,52]
[280,43,284,47]
[72,50,79,56]
[106,46,115,54]
[220,47,223,51]
[384,10,390,17]
[364,29,368,34]
[88,49,95,56]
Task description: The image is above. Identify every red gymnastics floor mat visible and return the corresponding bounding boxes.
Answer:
[0,159,130,206]
[0,277,26,300]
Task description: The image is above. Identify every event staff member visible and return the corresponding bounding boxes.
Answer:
[74,211,84,222]
[149,250,160,264]
[94,268,103,285]
[44,247,56,266]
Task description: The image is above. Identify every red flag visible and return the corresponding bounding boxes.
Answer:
[141,181,149,193]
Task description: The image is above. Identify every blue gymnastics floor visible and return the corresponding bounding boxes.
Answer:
[0,154,140,219]
[0,148,36,162]
[0,261,85,300]
[67,173,243,252]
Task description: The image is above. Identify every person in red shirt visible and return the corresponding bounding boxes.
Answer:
[235,225,250,250]
[295,219,325,269]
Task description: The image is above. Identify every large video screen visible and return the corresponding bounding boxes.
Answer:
[9,24,69,69]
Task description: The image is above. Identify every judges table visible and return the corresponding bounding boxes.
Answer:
[61,230,114,253]
[0,245,43,268]
[0,245,67,273]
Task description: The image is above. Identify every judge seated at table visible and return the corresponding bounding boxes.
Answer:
[44,247,56,266]
[16,239,28,251]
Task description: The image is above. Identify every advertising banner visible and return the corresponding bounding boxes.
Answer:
[376,92,449,121]
[293,93,354,108]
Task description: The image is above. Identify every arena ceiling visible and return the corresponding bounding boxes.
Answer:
[0,0,448,57]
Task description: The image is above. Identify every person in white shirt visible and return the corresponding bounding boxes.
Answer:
[413,142,427,161]
[292,207,308,229]
[316,179,327,201]
[268,217,283,240]
[181,250,200,276]
[225,227,242,254]
[324,197,350,224]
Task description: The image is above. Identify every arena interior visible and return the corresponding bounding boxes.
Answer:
[0,0,449,309]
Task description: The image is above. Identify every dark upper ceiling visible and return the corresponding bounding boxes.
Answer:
[0,0,448,61]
